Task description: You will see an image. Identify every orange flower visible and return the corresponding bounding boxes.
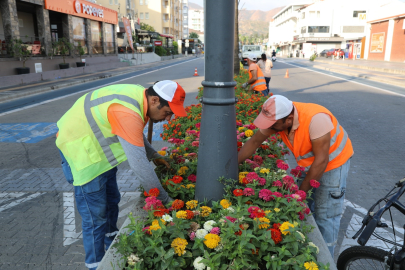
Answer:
[186,210,194,219]
[172,199,184,210]
[148,188,160,197]
[154,207,169,217]
[172,176,183,184]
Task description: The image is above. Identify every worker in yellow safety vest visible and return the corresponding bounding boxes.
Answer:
[242,53,269,96]
[56,81,187,270]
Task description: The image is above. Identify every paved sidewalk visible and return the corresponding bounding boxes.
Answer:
[0,55,198,104]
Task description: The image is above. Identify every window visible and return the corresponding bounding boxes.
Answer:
[145,12,149,19]
[140,12,144,19]
[140,0,143,5]
[301,12,305,19]
[145,0,148,4]
[317,11,320,18]
[109,0,113,4]
[353,11,366,17]
[114,0,118,4]
[309,11,315,18]
[301,26,306,33]
[308,26,330,33]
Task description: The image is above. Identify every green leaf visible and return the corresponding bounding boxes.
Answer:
[164,249,174,260]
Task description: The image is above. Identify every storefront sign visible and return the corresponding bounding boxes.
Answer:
[154,41,162,46]
[122,17,134,51]
[370,32,385,53]
[44,0,118,24]
[35,63,42,73]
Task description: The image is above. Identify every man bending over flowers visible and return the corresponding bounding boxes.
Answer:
[238,95,353,257]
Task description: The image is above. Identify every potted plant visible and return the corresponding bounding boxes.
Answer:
[75,44,86,67]
[10,38,32,75]
[57,37,73,69]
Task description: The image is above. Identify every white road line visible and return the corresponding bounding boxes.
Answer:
[278,60,405,98]
[0,58,200,118]
[0,192,25,204]
[0,192,44,213]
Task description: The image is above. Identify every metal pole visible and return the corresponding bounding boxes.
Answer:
[195,0,238,203]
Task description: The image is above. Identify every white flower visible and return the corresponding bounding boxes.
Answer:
[203,220,216,232]
[185,159,190,163]
[193,256,207,270]
[308,242,319,254]
[162,214,173,222]
[296,231,305,242]
[254,167,260,172]
[227,206,235,213]
[271,255,275,259]
[195,229,208,239]
[127,253,142,266]
[214,241,224,251]
[219,218,226,224]
[238,216,245,222]
[277,169,287,177]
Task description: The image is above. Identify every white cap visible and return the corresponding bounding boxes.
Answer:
[152,80,187,116]
[247,54,257,61]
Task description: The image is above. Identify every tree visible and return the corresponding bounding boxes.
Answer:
[189,32,199,39]
[140,23,155,32]
[233,0,240,75]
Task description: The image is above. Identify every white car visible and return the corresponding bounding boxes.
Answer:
[241,45,263,65]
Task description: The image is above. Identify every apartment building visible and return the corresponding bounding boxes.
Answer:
[136,0,183,41]
[189,6,203,33]
[182,0,189,39]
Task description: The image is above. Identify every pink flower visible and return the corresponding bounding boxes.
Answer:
[289,184,299,192]
[236,121,243,127]
[258,189,273,202]
[290,169,302,178]
[243,188,255,196]
[143,196,163,211]
[187,174,197,183]
[196,123,201,128]
[192,141,199,147]
[188,153,197,157]
[248,206,260,213]
[225,216,237,223]
[239,132,245,138]
[253,155,263,165]
[291,194,301,201]
[161,147,168,151]
[310,179,321,188]
[190,231,196,241]
[297,190,307,201]
[172,149,179,153]
[282,176,295,188]
[277,161,289,170]
[186,130,197,135]
[299,212,305,220]
[305,207,311,214]
[142,226,151,235]
[272,180,282,187]
[257,177,266,186]
[272,192,283,198]
[210,227,221,235]
[276,159,284,164]
[268,154,275,158]
[246,172,259,182]
[297,166,305,171]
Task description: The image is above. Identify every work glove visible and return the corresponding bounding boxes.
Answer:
[152,152,171,170]
[242,82,249,89]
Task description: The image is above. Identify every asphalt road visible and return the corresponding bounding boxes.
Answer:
[0,57,404,269]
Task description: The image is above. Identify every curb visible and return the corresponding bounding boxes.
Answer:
[312,65,405,88]
[0,56,193,104]
[314,59,405,75]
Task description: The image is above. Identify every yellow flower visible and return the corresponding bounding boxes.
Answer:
[304,261,319,270]
[149,220,162,233]
[245,129,254,137]
[178,166,189,175]
[204,233,221,249]
[186,184,195,189]
[200,206,212,217]
[279,221,295,235]
[260,168,270,174]
[274,208,280,212]
[157,151,166,156]
[265,210,272,215]
[293,221,299,227]
[184,153,189,157]
[186,200,198,209]
[176,211,187,219]
[171,238,188,256]
[238,127,245,131]
[239,172,249,183]
[220,199,232,209]
[254,217,270,229]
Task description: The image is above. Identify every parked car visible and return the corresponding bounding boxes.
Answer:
[326,49,344,58]
[319,49,328,57]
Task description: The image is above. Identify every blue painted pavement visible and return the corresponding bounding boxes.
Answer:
[143,121,167,141]
[0,123,58,143]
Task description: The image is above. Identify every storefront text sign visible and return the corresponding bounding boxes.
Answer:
[154,41,162,46]
[122,17,134,51]
[370,32,385,53]
[44,0,118,24]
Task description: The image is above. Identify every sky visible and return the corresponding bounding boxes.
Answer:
[189,0,405,11]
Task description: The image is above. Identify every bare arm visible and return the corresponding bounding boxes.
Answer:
[238,130,274,164]
[299,132,330,192]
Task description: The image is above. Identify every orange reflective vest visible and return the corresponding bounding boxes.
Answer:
[248,64,267,92]
[279,102,353,172]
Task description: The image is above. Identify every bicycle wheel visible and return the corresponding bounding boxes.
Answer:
[337,246,390,270]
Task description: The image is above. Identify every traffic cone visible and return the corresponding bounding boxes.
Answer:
[193,68,199,76]
[284,69,289,78]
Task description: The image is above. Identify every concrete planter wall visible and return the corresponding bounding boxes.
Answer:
[97,195,337,270]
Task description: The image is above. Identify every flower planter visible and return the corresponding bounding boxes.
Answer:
[76,62,86,67]
[16,67,30,74]
[59,63,70,69]
[98,195,337,270]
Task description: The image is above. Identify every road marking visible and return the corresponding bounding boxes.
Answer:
[278,60,405,98]
[63,191,140,246]
[0,192,45,213]
[0,58,201,118]
[0,123,58,143]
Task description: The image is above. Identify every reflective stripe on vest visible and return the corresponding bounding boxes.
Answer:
[83,92,141,167]
[296,122,348,162]
[251,76,266,88]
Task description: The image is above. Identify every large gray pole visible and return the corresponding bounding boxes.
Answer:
[195,0,238,202]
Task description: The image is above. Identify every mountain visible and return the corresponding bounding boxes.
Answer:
[239,6,285,37]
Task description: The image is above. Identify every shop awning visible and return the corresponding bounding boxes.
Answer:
[160,34,174,38]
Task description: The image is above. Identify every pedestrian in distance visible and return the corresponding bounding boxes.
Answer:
[238,95,353,257]
[257,53,273,96]
[56,81,188,270]
[241,53,268,96]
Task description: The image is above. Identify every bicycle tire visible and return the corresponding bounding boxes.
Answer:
[337,246,391,270]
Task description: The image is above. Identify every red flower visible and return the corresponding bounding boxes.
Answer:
[272,223,281,230]
[148,188,160,197]
[234,224,245,236]
[233,189,243,197]
[267,228,282,244]
[171,199,184,210]
[310,179,320,188]
[186,210,194,219]
[154,206,169,217]
[187,174,197,183]
[237,142,243,147]
[172,176,183,184]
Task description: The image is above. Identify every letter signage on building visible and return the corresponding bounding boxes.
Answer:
[44,0,117,24]
[154,41,162,46]
[370,32,385,53]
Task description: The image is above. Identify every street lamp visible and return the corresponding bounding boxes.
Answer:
[195,0,238,203]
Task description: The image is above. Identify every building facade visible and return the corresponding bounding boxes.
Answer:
[269,0,384,59]
[182,0,188,39]
[189,6,203,34]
